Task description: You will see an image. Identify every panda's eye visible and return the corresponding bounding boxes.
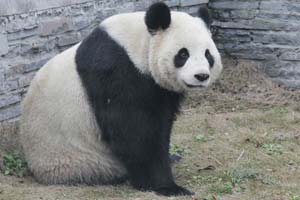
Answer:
[174,48,189,68]
[205,49,214,68]
[179,49,189,59]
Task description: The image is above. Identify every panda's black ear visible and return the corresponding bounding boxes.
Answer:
[145,2,171,34]
[198,6,212,28]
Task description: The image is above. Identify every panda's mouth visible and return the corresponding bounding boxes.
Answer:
[184,82,205,88]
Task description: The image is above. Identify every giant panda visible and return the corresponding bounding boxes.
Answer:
[20,2,222,196]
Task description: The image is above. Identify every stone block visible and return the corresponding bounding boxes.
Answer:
[181,0,209,7]
[209,1,260,10]
[0,104,21,122]
[39,17,74,36]
[18,71,36,88]
[251,18,300,31]
[0,94,21,109]
[0,34,9,56]
[221,43,277,61]
[230,10,257,19]
[117,2,135,13]
[7,29,38,41]
[213,18,300,31]
[256,12,294,21]
[213,21,251,30]
[211,10,231,19]
[0,0,93,16]
[57,32,81,47]
[263,60,299,79]
[5,21,23,34]
[180,5,201,16]
[252,31,300,46]
[5,64,25,80]
[24,57,51,73]
[259,1,296,13]
[133,0,157,11]
[24,23,39,31]
[281,49,300,61]
[0,80,18,94]
[73,17,93,31]
[165,0,180,7]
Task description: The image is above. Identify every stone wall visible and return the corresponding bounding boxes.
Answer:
[0,0,208,149]
[209,0,300,88]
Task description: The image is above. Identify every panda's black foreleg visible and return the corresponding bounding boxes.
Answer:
[127,151,194,197]
[107,116,193,196]
[111,139,193,196]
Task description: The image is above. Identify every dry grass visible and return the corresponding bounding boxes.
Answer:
[0,58,300,200]
[185,58,300,111]
[215,58,300,104]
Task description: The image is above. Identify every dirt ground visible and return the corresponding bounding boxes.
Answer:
[1,59,300,200]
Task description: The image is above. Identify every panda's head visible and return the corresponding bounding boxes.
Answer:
[145,3,222,92]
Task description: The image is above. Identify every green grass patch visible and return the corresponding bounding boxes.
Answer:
[170,144,188,156]
[226,166,260,185]
[290,195,300,200]
[1,152,28,177]
[271,106,289,115]
[195,134,214,142]
[208,182,233,195]
[261,144,283,155]
[189,174,220,186]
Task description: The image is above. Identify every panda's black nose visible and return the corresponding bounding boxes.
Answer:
[194,73,210,82]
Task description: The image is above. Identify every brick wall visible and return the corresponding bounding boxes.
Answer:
[0,0,208,124]
[209,0,300,88]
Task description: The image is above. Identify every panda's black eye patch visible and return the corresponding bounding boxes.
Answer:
[205,49,214,68]
[174,48,189,68]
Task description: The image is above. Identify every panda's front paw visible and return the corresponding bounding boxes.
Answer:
[154,184,194,196]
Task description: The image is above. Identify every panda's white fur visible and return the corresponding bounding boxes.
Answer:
[20,2,222,195]
[20,44,126,184]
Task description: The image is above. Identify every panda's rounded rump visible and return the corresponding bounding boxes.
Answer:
[20,44,127,185]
